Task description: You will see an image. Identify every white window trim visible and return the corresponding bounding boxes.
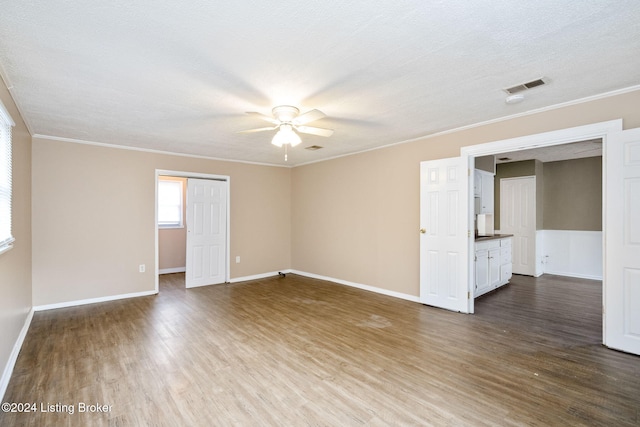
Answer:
[0,99,15,255]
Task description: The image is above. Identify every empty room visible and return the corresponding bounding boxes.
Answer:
[1,2,640,426]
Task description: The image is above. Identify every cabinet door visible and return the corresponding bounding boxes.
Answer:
[480,172,494,214]
[501,263,513,283]
[475,250,490,296]
[499,238,513,285]
[489,247,501,287]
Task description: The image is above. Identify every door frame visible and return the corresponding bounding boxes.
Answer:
[154,169,231,292]
[460,119,622,317]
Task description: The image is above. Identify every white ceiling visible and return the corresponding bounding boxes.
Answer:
[1,1,639,167]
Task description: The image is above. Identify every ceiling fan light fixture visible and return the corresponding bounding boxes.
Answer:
[271,124,301,147]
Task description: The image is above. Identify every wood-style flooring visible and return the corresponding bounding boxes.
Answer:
[1,273,638,426]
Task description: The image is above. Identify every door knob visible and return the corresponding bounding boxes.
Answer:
[420,228,426,234]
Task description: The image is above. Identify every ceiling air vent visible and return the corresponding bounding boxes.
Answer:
[504,78,547,95]
[305,145,323,150]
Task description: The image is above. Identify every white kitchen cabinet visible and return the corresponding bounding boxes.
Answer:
[480,171,494,214]
[489,246,501,288]
[474,169,495,214]
[474,170,482,197]
[474,236,512,298]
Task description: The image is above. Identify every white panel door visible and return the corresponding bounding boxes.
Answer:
[605,128,640,355]
[500,177,536,276]
[186,178,227,288]
[420,157,470,313]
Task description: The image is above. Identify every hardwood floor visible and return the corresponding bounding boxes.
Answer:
[2,273,638,426]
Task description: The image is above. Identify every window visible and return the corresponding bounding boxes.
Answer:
[158,178,183,228]
[0,99,15,255]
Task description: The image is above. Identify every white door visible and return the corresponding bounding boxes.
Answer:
[186,178,227,288]
[500,177,536,276]
[488,247,501,288]
[420,157,470,312]
[605,128,640,355]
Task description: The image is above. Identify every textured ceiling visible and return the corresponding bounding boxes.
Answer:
[496,139,602,164]
[1,1,639,166]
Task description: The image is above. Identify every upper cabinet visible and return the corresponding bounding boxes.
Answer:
[474,170,482,197]
[474,169,494,214]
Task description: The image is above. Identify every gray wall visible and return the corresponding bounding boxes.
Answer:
[475,155,495,173]
[543,157,602,231]
[494,160,543,230]
[494,156,602,231]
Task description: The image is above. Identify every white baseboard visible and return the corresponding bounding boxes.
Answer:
[33,290,158,312]
[229,269,419,303]
[159,267,186,275]
[541,270,603,281]
[229,270,292,283]
[1,308,34,401]
[290,270,420,303]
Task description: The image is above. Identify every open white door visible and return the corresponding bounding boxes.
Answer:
[605,128,640,355]
[186,178,227,288]
[420,157,470,313]
[500,176,536,276]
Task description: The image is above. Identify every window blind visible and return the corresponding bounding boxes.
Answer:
[158,179,183,227]
[0,100,15,253]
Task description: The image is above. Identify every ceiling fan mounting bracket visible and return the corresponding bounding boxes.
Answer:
[272,105,300,123]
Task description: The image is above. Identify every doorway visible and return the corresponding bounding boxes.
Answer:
[455,119,640,355]
[419,120,621,315]
[458,120,622,314]
[154,170,231,292]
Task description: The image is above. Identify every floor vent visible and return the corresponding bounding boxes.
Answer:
[504,78,547,95]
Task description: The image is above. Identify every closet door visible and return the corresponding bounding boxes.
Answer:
[186,178,227,288]
[500,177,536,276]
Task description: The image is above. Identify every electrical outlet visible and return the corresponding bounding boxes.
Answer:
[139,264,146,273]
[235,256,240,263]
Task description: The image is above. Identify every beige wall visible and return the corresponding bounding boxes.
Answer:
[158,176,187,271]
[32,139,291,306]
[0,78,32,379]
[291,136,459,296]
[23,88,640,306]
[543,156,602,231]
[291,89,640,297]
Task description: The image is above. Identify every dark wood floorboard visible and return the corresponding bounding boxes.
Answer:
[1,273,638,426]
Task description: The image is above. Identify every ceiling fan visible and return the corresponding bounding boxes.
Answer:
[239,106,334,159]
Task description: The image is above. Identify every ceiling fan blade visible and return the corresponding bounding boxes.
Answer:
[237,126,278,134]
[246,111,279,125]
[295,125,334,137]
[293,109,326,125]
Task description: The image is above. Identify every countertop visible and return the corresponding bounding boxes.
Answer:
[475,234,513,242]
